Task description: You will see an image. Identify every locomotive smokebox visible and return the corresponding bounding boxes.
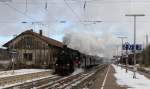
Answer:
[63,45,69,52]
[63,45,67,48]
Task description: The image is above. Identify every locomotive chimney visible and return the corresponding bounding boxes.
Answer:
[39,30,43,35]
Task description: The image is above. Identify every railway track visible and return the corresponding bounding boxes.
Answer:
[4,64,107,89]
[37,64,107,89]
[4,75,61,89]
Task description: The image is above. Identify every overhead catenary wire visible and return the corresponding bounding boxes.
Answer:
[25,0,28,13]
[0,0,148,24]
[1,0,150,5]
[64,0,89,32]
[64,0,81,21]
[64,0,102,24]
[2,2,35,21]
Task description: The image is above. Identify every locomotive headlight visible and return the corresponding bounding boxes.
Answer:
[67,64,70,66]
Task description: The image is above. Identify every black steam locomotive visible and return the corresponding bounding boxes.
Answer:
[55,45,101,76]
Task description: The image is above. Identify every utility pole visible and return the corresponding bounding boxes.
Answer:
[125,14,145,79]
[116,45,119,65]
[45,0,48,10]
[146,34,148,47]
[145,34,149,66]
[125,43,129,73]
[11,34,17,74]
[116,45,119,66]
[83,0,86,11]
[10,50,16,74]
[117,37,127,69]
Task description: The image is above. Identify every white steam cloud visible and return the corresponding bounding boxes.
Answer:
[63,30,120,58]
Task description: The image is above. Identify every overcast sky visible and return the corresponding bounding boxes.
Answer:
[0,0,150,58]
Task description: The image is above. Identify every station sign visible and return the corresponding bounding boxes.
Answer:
[129,44,142,50]
[122,42,142,50]
[122,42,130,50]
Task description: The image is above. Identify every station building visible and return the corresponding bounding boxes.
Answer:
[3,30,63,68]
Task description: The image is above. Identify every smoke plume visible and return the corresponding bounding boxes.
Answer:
[63,30,120,58]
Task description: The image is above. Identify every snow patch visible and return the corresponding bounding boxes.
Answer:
[0,69,51,78]
[144,68,150,71]
[0,75,57,89]
[0,60,10,64]
[112,64,150,89]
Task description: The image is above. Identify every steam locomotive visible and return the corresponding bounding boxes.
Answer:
[55,45,101,76]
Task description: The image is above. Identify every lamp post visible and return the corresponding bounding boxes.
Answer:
[117,37,127,68]
[116,45,119,65]
[125,14,145,78]
[124,42,129,73]
[146,34,148,47]
[10,50,17,74]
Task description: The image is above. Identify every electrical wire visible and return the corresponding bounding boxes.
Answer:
[0,0,150,4]
[25,0,28,13]
[2,2,35,21]
[64,0,81,21]
[0,0,148,24]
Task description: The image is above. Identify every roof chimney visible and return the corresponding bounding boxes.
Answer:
[30,29,33,32]
[39,30,43,35]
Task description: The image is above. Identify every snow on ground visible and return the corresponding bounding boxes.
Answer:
[0,69,51,78]
[144,68,150,71]
[0,75,57,89]
[72,68,84,75]
[0,60,10,64]
[112,64,150,89]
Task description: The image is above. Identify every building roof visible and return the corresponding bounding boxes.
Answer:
[3,30,64,48]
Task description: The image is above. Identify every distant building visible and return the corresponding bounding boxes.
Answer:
[3,30,63,68]
[121,53,142,65]
[0,48,10,60]
[0,48,11,69]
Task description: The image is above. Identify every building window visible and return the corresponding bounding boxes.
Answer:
[23,53,32,61]
[24,37,32,48]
